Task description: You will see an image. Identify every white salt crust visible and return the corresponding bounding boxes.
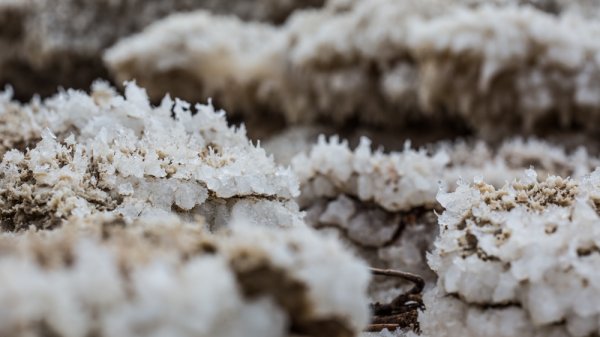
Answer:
[291,136,446,293]
[105,0,600,136]
[292,136,447,213]
[417,287,571,337]
[0,215,370,337]
[0,82,373,337]
[291,135,600,301]
[0,0,323,97]
[292,136,600,212]
[0,82,301,230]
[425,169,600,336]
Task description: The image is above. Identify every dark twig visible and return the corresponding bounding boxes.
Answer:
[366,268,425,333]
[369,267,424,295]
[364,324,400,332]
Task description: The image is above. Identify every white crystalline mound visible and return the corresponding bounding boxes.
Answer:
[409,5,600,137]
[103,0,458,126]
[418,286,571,337]
[291,135,445,289]
[291,135,600,303]
[0,82,301,230]
[105,0,600,136]
[0,82,371,337]
[104,10,286,114]
[441,138,600,190]
[0,215,370,337]
[292,136,448,212]
[0,0,325,98]
[425,169,600,336]
[292,135,600,213]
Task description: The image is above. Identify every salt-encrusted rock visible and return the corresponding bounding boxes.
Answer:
[292,136,449,213]
[417,287,569,337]
[290,135,600,302]
[292,136,449,211]
[425,169,600,336]
[105,10,286,121]
[105,0,600,137]
[0,82,301,231]
[289,135,444,301]
[441,138,600,189]
[291,136,600,200]
[410,5,600,138]
[103,0,460,127]
[0,0,323,100]
[0,214,370,337]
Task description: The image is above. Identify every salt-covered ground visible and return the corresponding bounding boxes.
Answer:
[2,0,600,336]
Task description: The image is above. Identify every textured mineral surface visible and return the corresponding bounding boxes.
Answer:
[105,0,600,138]
[421,170,600,336]
[0,214,369,337]
[0,82,301,231]
[4,0,600,336]
[0,0,324,99]
[0,82,371,337]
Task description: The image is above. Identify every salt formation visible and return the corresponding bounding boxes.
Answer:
[441,138,600,189]
[7,1,600,336]
[104,10,286,119]
[0,214,370,337]
[290,135,600,303]
[0,82,301,231]
[292,136,448,213]
[0,0,323,99]
[105,0,600,137]
[291,136,445,290]
[0,82,372,337]
[410,5,600,137]
[104,0,457,126]
[421,169,600,337]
